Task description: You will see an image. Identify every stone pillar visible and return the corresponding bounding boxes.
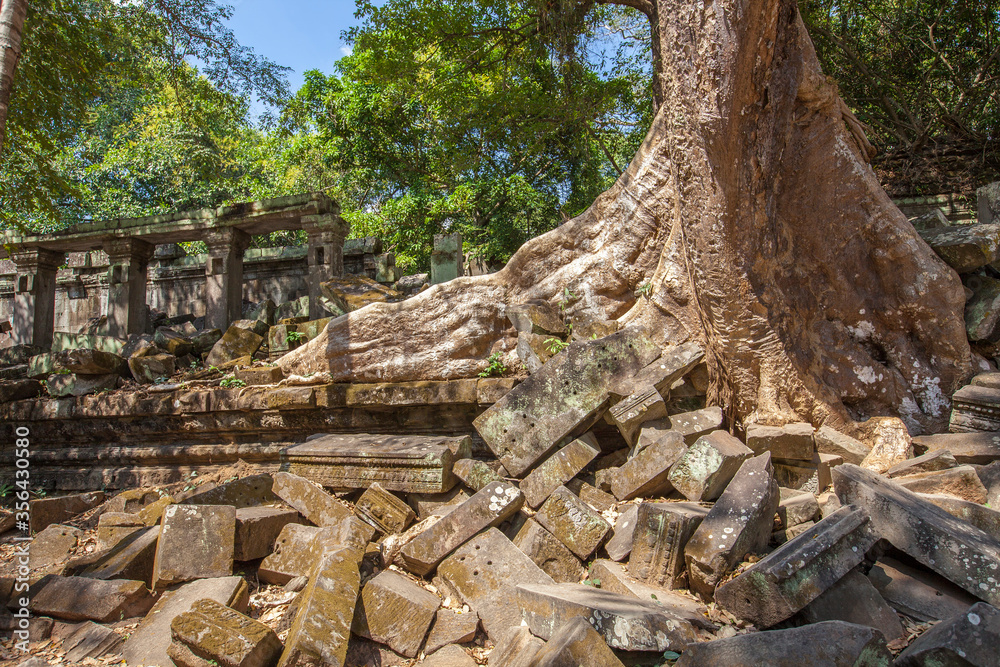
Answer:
[102,237,154,339]
[978,181,1000,225]
[203,227,251,331]
[302,213,350,320]
[431,232,463,285]
[11,248,65,349]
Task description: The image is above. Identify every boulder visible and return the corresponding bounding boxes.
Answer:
[205,326,264,367]
[919,223,1000,273]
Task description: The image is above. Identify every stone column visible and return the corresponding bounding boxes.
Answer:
[203,227,251,331]
[11,247,65,348]
[102,237,154,339]
[431,232,463,285]
[302,212,350,320]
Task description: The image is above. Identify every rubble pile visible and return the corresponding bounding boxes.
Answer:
[2,310,999,667]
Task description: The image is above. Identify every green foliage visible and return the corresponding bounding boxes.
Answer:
[220,376,246,389]
[545,337,569,354]
[0,483,12,499]
[286,331,307,344]
[478,351,508,378]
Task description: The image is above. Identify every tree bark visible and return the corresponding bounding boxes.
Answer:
[280,0,970,437]
[0,0,28,155]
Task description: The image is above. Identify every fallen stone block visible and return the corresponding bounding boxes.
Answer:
[258,524,327,585]
[62,621,123,663]
[672,620,892,667]
[797,569,905,641]
[833,463,1000,606]
[284,433,466,493]
[29,522,82,571]
[913,431,1000,464]
[0,378,43,403]
[981,460,1000,507]
[138,494,175,525]
[773,452,843,493]
[521,433,600,508]
[714,505,876,627]
[46,372,120,397]
[129,353,177,384]
[425,609,479,655]
[154,327,195,356]
[668,430,753,501]
[355,482,415,535]
[609,384,667,447]
[896,602,999,667]
[321,274,401,312]
[886,449,958,477]
[529,616,625,667]
[105,488,161,514]
[894,465,989,503]
[516,331,555,372]
[814,425,870,464]
[206,326,263,367]
[0,344,44,366]
[169,597,282,667]
[352,570,440,657]
[588,559,715,630]
[916,493,1000,541]
[950,384,1000,432]
[182,473,281,508]
[486,626,544,667]
[123,576,249,667]
[408,486,472,520]
[26,575,154,622]
[857,416,912,474]
[685,453,780,599]
[474,329,660,476]
[577,481,616,512]
[235,364,284,386]
[535,486,611,560]
[611,430,686,500]
[516,582,698,652]
[746,422,814,462]
[96,512,145,551]
[505,303,565,335]
[153,504,235,588]
[609,341,705,398]
[421,644,477,667]
[629,502,709,590]
[776,487,820,528]
[276,546,362,667]
[919,223,1000,273]
[513,518,585,583]
[605,504,640,562]
[50,348,129,376]
[271,471,355,526]
[79,526,160,586]
[636,406,724,454]
[234,507,303,561]
[399,481,523,576]
[868,557,979,622]
[437,528,554,640]
[965,275,1000,341]
[451,459,504,492]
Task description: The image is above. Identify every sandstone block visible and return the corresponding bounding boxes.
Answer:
[425,609,479,654]
[609,384,667,446]
[950,384,1000,432]
[352,570,440,657]
[437,528,554,639]
[578,482,616,512]
[666,405,724,444]
[609,341,704,398]
[910,432,1000,468]
[321,274,401,312]
[512,518,585,583]
[192,328,223,354]
[399,481,523,576]
[258,523,369,585]
[421,645,477,667]
[833,463,1000,606]
[62,621,123,663]
[776,487,820,528]
[588,559,715,630]
[604,503,639,562]
[182,473,281,508]
[684,453,780,599]
[0,378,43,403]
[451,459,504,492]
[516,331,555,372]
[894,465,989,503]
[138,495,176,525]
[79,526,160,586]
[105,488,161,514]
[668,430,753,501]
[858,417,913,474]
[611,430,686,500]
[96,512,145,551]
[746,422,814,461]
[965,275,1000,341]
[408,486,472,520]
[916,493,1000,541]
[535,486,611,560]
[128,353,176,383]
[505,303,565,335]
[529,616,625,667]
[814,425,870,464]
[155,326,195,356]
[46,372,119,397]
[896,602,999,667]
[27,575,153,622]
[235,365,284,386]
[206,326,263,367]
[516,582,697,652]
[29,524,82,570]
[798,569,905,641]
[355,482,415,535]
[153,504,235,588]
[521,433,600,508]
[629,502,709,589]
[868,557,978,623]
[886,449,958,477]
[271,471,355,526]
[486,626,544,667]
[170,597,282,667]
[920,223,1000,273]
[234,507,302,561]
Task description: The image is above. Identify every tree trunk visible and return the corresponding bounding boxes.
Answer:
[280,0,970,437]
[0,0,28,155]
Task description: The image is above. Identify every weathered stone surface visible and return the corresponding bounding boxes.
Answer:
[284,433,464,493]
[673,621,892,667]
[258,524,328,585]
[277,546,362,667]
[859,417,913,473]
[896,602,1000,667]
[0,344,44,366]
[42,349,130,376]
[685,453,780,599]
[916,493,1000,541]
[138,495,175,525]
[505,303,566,336]
[355,482,415,535]
[408,487,472,520]
[965,275,1000,342]
[129,353,176,383]
[981,461,1000,507]
[182,473,281,508]
[920,223,1000,273]
[611,430,686,500]
[609,342,704,398]
[321,274,401,312]
[191,328,223,354]
[170,598,282,667]
[517,582,698,652]
[513,518,585,584]
[30,524,82,570]
[895,465,989,503]
[437,528,554,639]
[153,504,235,588]
[400,481,523,576]
[668,430,752,501]
[424,609,479,654]
[578,482,616,512]
[235,365,284,386]
[27,575,153,622]
[79,525,160,586]
[814,425,871,465]
[96,511,145,551]
[421,645,477,667]
[352,570,440,657]
[105,488,161,514]
[714,505,876,627]
[451,459,504,492]
[271,471,355,526]
[47,372,119,397]
[476,377,517,405]
[516,331,555,373]
[629,502,709,590]
[798,569,905,641]
[833,463,1000,606]
[234,507,302,561]
[473,330,660,477]
[667,406,724,444]
[605,504,639,562]
[950,384,1000,432]
[0,378,43,403]
[588,559,715,630]
[530,616,625,667]
[231,318,270,337]
[206,326,264,367]
[62,621,123,663]
[972,371,1000,389]
[486,626,544,667]
[609,384,667,447]
[777,487,820,528]
[521,433,600,508]
[124,576,249,667]
[868,557,979,623]
[535,486,611,560]
[154,326,194,356]
[30,490,104,532]
[886,449,958,477]
[746,422,814,462]
[913,431,1000,464]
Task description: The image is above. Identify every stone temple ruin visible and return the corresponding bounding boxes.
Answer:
[1,203,1000,661]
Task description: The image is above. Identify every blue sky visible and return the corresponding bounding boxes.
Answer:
[226,0,362,95]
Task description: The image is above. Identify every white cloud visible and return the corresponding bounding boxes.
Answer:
[339,45,353,57]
